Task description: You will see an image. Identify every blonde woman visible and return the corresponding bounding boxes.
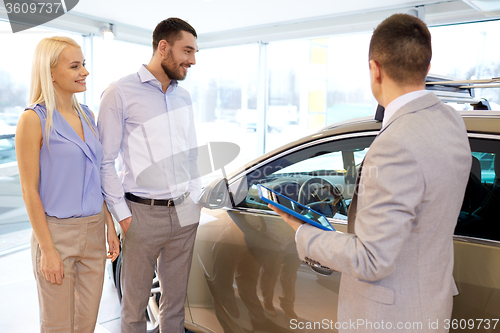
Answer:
[15,36,119,332]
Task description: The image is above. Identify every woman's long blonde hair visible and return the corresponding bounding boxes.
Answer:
[30,36,95,141]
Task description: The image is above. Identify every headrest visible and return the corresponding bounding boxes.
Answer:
[471,156,481,182]
[494,154,500,181]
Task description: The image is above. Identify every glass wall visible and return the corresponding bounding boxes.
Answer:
[264,34,376,153]
[182,43,260,179]
[326,33,374,124]
[90,37,151,113]
[266,40,310,152]
[183,19,500,172]
[430,20,500,109]
[0,21,84,124]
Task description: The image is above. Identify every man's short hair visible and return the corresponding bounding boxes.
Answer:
[152,18,197,52]
[369,14,431,85]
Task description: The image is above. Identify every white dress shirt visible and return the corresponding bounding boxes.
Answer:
[382,90,430,128]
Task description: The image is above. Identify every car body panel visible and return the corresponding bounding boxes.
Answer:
[452,239,500,329]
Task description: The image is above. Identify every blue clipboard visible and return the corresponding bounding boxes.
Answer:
[257,184,335,231]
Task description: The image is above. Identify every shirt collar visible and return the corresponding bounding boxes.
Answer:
[138,65,156,83]
[137,65,179,92]
[382,89,430,128]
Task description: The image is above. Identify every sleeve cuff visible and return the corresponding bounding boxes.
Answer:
[295,224,305,243]
[108,201,132,222]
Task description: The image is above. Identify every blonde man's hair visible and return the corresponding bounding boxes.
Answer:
[30,36,95,142]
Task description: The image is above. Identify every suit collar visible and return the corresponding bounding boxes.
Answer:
[348,93,442,233]
[382,90,429,128]
[378,92,441,136]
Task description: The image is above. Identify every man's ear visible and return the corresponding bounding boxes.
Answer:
[369,59,382,84]
[157,40,170,57]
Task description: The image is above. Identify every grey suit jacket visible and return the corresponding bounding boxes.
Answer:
[296,93,471,332]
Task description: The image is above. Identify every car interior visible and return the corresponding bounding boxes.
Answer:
[456,151,500,241]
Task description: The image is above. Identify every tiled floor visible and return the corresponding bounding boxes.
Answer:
[0,248,121,332]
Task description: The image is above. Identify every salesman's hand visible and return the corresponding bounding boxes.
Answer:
[268,204,304,232]
[119,216,132,235]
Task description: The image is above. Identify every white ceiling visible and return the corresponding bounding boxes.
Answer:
[71,0,447,34]
[2,0,500,47]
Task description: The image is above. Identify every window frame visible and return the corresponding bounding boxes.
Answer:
[454,132,500,247]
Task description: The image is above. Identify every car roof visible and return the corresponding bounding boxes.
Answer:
[228,111,500,179]
[461,111,500,134]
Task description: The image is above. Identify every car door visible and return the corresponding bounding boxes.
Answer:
[451,135,500,332]
[187,133,376,333]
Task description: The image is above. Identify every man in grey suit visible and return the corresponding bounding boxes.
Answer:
[270,14,471,332]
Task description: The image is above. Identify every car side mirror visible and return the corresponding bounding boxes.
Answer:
[198,178,232,209]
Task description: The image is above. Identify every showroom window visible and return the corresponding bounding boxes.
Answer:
[181,43,260,181]
[430,20,500,109]
[326,33,374,125]
[90,37,151,113]
[0,21,84,125]
[265,39,310,152]
[180,19,500,175]
[266,35,376,153]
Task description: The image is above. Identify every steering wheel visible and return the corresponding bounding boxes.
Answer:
[298,177,347,217]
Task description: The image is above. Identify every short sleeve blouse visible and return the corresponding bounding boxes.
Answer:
[28,103,103,218]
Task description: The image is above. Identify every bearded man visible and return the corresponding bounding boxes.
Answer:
[98,18,201,333]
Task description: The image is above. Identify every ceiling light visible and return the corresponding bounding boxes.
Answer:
[99,23,115,41]
[407,6,425,20]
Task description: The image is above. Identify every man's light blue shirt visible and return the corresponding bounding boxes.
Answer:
[98,65,201,222]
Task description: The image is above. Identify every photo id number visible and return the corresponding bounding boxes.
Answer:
[5,2,63,14]
[443,319,499,330]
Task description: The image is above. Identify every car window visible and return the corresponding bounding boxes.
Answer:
[234,136,375,219]
[456,138,500,241]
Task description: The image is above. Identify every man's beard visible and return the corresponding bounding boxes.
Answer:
[161,50,187,81]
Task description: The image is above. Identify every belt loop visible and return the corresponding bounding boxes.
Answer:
[150,199,155,206]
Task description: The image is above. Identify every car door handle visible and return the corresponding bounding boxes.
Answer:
[310,265,334,276]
